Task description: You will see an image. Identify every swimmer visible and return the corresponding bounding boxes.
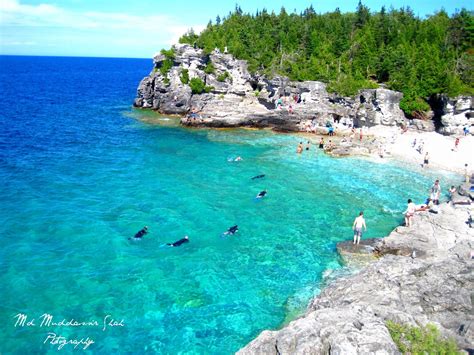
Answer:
[296,142,303,154]
[235,156,243,161]
[129,226,148,240]
[251,174,265,180]
[223,225,239,236]
[167,236,189,247]
[256,190,267,199]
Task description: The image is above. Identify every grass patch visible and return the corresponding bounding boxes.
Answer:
[386,321,459,354]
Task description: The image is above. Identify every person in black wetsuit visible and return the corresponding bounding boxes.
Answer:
[167,236,189,247]
[251,174,265,180]
[256,190,267,199]
[223,225,238,236]
[129,226,148,240]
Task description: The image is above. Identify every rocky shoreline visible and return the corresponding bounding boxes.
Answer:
[134,44,473,137]
[133,44,474,353]
[238,194,474,354]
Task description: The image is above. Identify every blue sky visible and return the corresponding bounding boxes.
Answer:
[0,0,472,58]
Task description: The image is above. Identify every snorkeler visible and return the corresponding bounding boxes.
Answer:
[251,174,265,180]
[167,236,189,247]
[129,226,148,240]
[256,190,267,199]
[223,225,239,236]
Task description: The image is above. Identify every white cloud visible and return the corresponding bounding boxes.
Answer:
[0,0,205,56]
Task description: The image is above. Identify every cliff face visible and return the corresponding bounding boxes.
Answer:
[238,202,474,354]
[134,44,408,131]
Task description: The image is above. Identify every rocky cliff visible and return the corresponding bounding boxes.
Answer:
[134,44,473,135]
[134,44,408,132]
[238,200,474,354]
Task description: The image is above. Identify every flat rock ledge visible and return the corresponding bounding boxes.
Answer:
[238,201,474,354]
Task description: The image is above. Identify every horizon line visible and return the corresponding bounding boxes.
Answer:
[0,54,152,60]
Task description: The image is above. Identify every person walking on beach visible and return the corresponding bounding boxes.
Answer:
[453,137,460,152]
[430,180,441,205]
[352,212,367,245]
[359,128,363,141]
[404,199,416,227]
[464,164,470,184]
[422,152,429,168]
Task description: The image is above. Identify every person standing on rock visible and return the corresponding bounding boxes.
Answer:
[430,180,441,205]
[403,199,416,227]
[352,212,367,245]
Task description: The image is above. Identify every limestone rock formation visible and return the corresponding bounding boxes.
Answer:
[430,95,473,136]
[239,203,474,354]
[134,44,408,131]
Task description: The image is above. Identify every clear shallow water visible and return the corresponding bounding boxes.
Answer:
[0,56,458,354]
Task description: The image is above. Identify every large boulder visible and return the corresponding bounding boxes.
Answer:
[354,89,407,127]
[432,95,473,135]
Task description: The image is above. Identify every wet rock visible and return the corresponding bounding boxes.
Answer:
[239,204,474,353]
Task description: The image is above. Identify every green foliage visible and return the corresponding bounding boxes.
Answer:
[189,77,206,94]
[163,77,170,85]
[327,74,378,97]
[160,47,175,60]
[217,71,231,82]
[254,90,260,97]
[204,85,214,93]
[204,62,215,74]
[178,4,473,106]
[159,59,173,77]
[180,69,189,84]
[179,29,199,45]
[386,321,460,354]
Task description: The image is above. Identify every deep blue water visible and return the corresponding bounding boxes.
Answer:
[0,56,457,354]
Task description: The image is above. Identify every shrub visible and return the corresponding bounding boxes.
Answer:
[327,74,378,97]
[386,321,459,354]
[399,92,431,117]
[160,47,175,60]
[204,85,214,93]
[217,71,231,82]
[163,77,170,85]
[159,59,173,77]
[189,77,206,94]
[204,62,215,74]
[180,69,189,84]
[254,90,260,97]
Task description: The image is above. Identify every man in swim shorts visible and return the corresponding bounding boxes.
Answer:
[256,190,267,199]
[352,212,367,245]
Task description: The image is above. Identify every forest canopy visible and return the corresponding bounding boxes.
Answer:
[179,3,473,116]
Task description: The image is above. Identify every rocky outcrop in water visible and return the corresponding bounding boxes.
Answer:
[239,201,474,354]
[134,44,408,132]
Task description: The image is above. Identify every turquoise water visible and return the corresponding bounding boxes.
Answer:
[0,56,458,354]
